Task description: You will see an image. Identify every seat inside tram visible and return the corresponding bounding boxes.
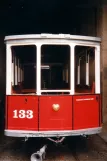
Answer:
[11,45,95,95]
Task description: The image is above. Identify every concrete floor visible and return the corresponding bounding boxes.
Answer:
[99,124,107,143]
[0,124,106,161]
[0,131,106,161]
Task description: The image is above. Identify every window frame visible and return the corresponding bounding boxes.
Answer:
[6,41,100,95]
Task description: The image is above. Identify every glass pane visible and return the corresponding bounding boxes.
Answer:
[41,45,70,94]
[11,45,36,94]
[75,46,95,94]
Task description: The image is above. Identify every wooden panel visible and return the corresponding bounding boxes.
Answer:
[39,96,72,131]
[73,94,100,130]
[7,95,38,130]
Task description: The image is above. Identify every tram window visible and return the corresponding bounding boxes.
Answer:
[75,46,95,94]
[11,45,36,94]
[41,45,70,92]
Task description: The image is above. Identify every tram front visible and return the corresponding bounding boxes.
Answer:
[5,34,102,142]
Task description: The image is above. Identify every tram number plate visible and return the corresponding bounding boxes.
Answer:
[13,110,33,119]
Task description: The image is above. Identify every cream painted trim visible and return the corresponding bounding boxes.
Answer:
[36,44,41,95]
[95,46,100,93]
[6,45,12,95]
[5,127,102,137]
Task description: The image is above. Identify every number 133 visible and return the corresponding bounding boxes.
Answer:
[13,110,33,119]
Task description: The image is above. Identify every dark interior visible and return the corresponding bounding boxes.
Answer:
[11,44,95,94]
[75,46,95,93]
[11,45,70,94]
[41,45,70,90]
[11,45,36,93]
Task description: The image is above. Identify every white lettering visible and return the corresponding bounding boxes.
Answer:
[76,98,94,101]
[13,110,33,119]
[13,110,18,118]
[26,110,33,119]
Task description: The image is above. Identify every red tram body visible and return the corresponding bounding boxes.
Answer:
[4,34,102,141]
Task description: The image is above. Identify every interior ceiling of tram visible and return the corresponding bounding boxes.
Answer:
[0,0,102,35]
[75,46,95,59]
[13,45,69,65]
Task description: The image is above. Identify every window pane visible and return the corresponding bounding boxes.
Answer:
[41,45,70,94]
[11,45,36,94]
[75,46,95,94]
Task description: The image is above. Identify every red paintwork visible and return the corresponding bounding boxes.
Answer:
[7,96,38,130]
[6,94,101,132]
[39,96,72,131]
[99,94,102,126]
[73,95,100,130]
[5,96,8,129]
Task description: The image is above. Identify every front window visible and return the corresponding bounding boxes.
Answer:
[75,45,95,94]
[41,45,70,94]
[11,45,36,94]
[8,43,99,95]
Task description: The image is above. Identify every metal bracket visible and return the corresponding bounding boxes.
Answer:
[47,137,65,144]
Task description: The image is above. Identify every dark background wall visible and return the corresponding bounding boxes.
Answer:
[0,0,102,35]
[0,37,5,128]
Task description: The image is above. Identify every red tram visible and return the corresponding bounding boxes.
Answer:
[4,34,102,143]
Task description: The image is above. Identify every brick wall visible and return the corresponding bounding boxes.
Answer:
[78,5,107,125]
[99,5,107,125]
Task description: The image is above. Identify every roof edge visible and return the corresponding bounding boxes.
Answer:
[4,34,101,42]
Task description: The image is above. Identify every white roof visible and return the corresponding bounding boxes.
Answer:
[4,34,101,42]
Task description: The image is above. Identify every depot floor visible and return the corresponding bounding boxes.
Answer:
[0,125,106,161]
